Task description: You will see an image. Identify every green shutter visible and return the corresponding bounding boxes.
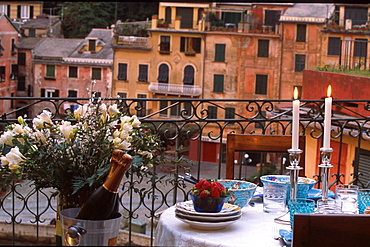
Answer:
[215,44,225,62]
[213,74,224,92]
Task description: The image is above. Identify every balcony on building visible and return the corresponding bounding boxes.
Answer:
[148,82,202,97]
[113,21,151,48]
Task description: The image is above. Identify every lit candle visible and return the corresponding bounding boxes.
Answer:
[292,87,299,150]
[323,85,332,149]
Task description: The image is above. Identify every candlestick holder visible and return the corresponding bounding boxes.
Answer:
[287,149,303,200]
[319,147,333,201]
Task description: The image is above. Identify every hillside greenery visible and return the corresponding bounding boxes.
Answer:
[43,2,158,38]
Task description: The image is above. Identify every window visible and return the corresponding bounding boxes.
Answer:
[159,36,170,53]
[183,65,194,85]
[213,74,224,93]
[328,37,341,56]
[180,37,201,55]
[0,66,5,82]
[264,10,281,32]
[159,101,168,117]
[18,52,26,65]
[225,107,235,120]
[10,64,18,80]
[137,94,147,117]
[28,29,35,37]
[41,88,59,98]
[0,5,8,15]
[176,7,193,29]
[46,65,55,78]
[0,39,4,56]
[170,100,180,117]
[117,63,127,81]
[344,6,367,26]
[296,24,306,42]
[215,44,226,62]
[68,66,78,78]
[91,91,101,100]
[138,64,148,82]
[354,38,368,58]
[165,7,171,23]
[157,64,169,83]
[295,54,306,72]
[68,90,77,98]
[88,40,96,52]
[17,5,33,19]
[208,106,217,119]
[118,92,127,98]
[18,76,25,91]
[255,74,268,95]
[183,101,192,116]
[11,39,17,55]
[258,39,269,58]
[91,68,101,80]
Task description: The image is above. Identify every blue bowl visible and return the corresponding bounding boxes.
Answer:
[190,194,229,213]
[218,180,257,208]
[260,175,316,200]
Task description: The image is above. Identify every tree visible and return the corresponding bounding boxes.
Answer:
[60,2,158,38]
[62,2,115,38]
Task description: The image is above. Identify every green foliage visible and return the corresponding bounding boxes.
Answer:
[60,2,158,38]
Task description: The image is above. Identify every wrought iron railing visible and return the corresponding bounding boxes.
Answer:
[1,97,370,246]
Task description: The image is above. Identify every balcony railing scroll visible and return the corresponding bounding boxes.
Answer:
[1,97,370,246]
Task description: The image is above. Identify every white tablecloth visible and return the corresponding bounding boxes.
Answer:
[154,202,291,247]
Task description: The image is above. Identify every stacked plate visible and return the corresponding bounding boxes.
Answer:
[175,201,242,230]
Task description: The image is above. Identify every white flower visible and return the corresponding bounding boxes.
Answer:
[12,124,26,134]
[37,110,52,124]
[1,146,25,171]
[33,130,49,144]
[113,138,131,150]
[120,122,133,133]
[108,104,120,116]
[131,115,141,128]
[58,121,75,141]
[0,131,15,146]
[74,104,89,120]
[33,118,45,129]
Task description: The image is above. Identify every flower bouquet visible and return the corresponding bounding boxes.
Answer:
[0,97,163,203]
[190,179,230,212]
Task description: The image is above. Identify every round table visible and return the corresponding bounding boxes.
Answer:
[154,201,291,247]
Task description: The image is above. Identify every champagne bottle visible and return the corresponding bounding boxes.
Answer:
[75,150,133,220]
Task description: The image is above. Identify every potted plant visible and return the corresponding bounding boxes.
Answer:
[0,95,163,204]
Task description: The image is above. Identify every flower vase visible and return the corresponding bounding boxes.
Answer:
[55,191,92,246]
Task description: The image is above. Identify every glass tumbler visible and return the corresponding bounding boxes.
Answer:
[335,184,359,214]
[288,198,315,228]
[358,189,370,214]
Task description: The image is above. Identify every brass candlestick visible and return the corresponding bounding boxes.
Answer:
[287,149,303,200]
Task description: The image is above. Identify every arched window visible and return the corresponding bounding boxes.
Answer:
[157,64,169,83]
[183,65,194,85]
[165,7,172,23]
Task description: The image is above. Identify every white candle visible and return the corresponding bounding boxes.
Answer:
[323,85,332,149]
[292,87,299,150]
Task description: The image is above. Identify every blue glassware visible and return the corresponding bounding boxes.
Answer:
[288,198,315,228]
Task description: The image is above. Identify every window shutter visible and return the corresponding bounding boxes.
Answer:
[180,37,185,52]
[215,44,225,62]
[54,90,59,97]
[255,74,268,95]
[194,38,201,53]
[258,40,269,57]
[17,5,21,19]
[213,74,224,92]
[183,66,194,84]
[41,88,45,97]
[30,6,34,19]
[328,37,341,56]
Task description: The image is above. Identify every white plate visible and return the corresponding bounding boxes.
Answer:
[175,214,241,230]
[175,209,242,222]
[176,201,241,217]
